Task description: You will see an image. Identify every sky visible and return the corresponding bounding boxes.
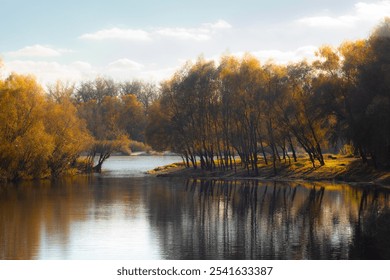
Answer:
[0,0,389,85]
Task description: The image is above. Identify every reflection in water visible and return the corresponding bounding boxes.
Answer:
[148,179,390,259]
[0,177,162,260]
[0,177,390,259]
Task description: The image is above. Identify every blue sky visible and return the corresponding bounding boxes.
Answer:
[1,0,389,85]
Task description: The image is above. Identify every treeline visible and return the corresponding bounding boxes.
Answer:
[0,75,158,180]
[1,19,389,180]
[145,19,390,173]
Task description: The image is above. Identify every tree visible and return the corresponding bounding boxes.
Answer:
[77,95,131,172]
[145,100,173,152]
[87,135,130,172]
[74,79,149,172]
[330,19,390,167]
[121,80,159,112]
[119,94,146,142]
[273,61,327,167]
[356,18,390,167]
[74,77,119,104]
[45,93,92,177]
[226,54,265,174]
[0,74,53,180]
[47,80,75,103]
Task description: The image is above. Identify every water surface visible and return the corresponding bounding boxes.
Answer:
[1,156,390,259]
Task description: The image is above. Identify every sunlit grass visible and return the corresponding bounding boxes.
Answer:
[150,154,390,185]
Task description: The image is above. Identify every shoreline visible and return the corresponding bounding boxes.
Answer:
[148,156,390,187]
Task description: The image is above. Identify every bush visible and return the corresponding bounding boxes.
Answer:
[129,140,152,153]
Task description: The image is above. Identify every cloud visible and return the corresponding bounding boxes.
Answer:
[155,27,211,41]
[79,28,152,41]
[108,58,144,71]
[296,16,356,28]
[155,19,232,41]
[203,19,232,30]
[230,46,318,64]
[6,45,72,58]
[80,20,232,42]
[3,58,163,85]
[4,60,96,85]
[138,66,177,82]
[296,1,390,28]
[154,20,232,41]
[2,44,318,87]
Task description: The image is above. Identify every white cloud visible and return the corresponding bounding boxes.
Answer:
[2,44,318,87]
[203,19,232,30]
[154,20,232,41]
[4,60,96,85]
[70,61,93,71]
[155,27,211,41]
[3,58,168,85]
[230,46,318,65]
[105,59,176,81]
[139,67,177,82]
[296,16,356,28]
[6,45,72,58]
[296,1,390,28]
[80,20,232,42]
[108,58,144,71]
[156,19,232,41]
[355,1,390,21]
[79,28,152,41]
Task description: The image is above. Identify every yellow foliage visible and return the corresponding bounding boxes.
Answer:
[0,74,53,179]
[0,74,93,180]
[45,98,92,176]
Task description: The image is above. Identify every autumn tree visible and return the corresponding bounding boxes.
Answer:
[0,74,53,180]
[74,78,150,172]
[120,94,146,142]
[120,80,159,112]
[262,63,296,171]
[145,100,173,152]
[355,18,390,167]
[215,56,240,170]
[282,61,327,166]
[45,81,92,176]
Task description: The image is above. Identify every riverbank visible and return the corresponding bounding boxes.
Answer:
[148,155,390,186]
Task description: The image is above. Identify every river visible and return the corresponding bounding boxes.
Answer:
[0,156,389,259]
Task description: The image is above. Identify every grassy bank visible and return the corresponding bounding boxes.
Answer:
[148,155,390,186]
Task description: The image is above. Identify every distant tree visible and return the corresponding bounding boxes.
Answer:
[77,95,131,172]
[47,80,75,103]
[74,77,119,103]
[119,94,146,142]
[73,77,153,172]
[145,100,173,152]
[120,80,159,112]
[87,135,130,173]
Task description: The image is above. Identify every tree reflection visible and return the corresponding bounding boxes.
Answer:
[0,176,149,259]
[1,177,390,259]
[350,188,390,259]
[147,179,390,259]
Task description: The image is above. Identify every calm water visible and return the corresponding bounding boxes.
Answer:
[1,156,390,260]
